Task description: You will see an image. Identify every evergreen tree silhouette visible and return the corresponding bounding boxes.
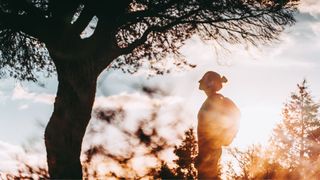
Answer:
[270,79,320,176]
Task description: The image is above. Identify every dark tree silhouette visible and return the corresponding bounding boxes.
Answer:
[154,162,177,179]
[0,0,299,178]
[155,128,197,179]
[174,128,198,179]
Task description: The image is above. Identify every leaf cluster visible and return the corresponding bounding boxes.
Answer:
[1,0,299,80]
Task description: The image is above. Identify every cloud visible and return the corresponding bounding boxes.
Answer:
[0,90,8,104]
[18,104,29,110]
[299,0,320,16]
[11,84,55,104]
[97,69,172,98]
[87,92,194,151]
[0,141,46,174]
[82,92,195,176]
[310,22,320,36]
[217,13,320,70]
[93,93,192,133]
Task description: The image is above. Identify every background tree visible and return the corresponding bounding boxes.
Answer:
[226,145,295,180]
[173,128,198,179]
[0,0,299,178]
[269,80,320,171]
[155,128,198,179]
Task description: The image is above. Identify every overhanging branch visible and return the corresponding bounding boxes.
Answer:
[0,12,53,43]
[118,8,279,55]
[71,5,95,36]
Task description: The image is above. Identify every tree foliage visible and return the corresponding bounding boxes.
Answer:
[270,79,320,167]
[173,128,198,179]
[0,0,299,79]
[155,128,198,179]
[0,31,54,81]
[226,146,300,180]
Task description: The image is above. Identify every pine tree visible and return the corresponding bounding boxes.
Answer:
[174,128,198,179]
[270,79,320,168]
[155,128,198,179]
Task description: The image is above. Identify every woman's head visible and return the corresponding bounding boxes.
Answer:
[199,71,227,93]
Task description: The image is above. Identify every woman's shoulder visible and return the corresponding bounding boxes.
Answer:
[209,94,239,111]
[208,93,224,100]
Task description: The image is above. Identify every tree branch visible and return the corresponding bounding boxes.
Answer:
[10,0,47,17]
[118,8,276,55]
[118,0,182,27]
[119,7,202,54]
[71,5,95,36]
[0,11,52,42]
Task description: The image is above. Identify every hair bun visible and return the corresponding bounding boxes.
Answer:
[221,76,228,83]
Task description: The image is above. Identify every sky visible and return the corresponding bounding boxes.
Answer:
[1,0,320,174]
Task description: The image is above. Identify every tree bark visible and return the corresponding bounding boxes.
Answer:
[44,58,99,179]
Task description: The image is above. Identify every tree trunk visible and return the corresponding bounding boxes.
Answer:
[44,58,99,179]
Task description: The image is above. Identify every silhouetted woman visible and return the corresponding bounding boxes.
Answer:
[196,71,240,179]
